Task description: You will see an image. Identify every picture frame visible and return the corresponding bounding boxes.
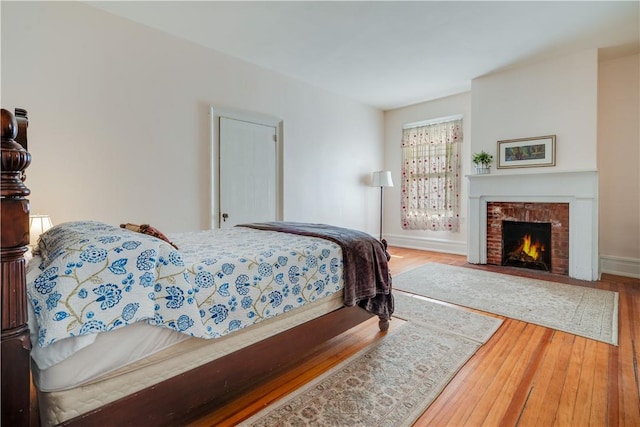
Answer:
[497,135,556,169]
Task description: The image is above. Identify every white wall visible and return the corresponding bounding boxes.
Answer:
[383,92,471,254]
[382,50,601,256]
[471,49,599,172]
[598,53,640,278]
[383,49,639,277]
[1,2,384,234]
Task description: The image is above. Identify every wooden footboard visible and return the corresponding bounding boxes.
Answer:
[1,108,32,426]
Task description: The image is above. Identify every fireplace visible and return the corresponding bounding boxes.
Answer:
[502,220,551,271]
[466,170,599,280]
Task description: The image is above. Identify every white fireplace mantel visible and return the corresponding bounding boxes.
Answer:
[467,170,599,280]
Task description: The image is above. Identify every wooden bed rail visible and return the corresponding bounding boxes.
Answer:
[1,108,32,426]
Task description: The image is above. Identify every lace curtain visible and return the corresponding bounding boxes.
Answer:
[401,119,462,231]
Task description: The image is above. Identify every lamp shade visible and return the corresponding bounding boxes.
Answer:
[371,171,393,187]
[29,214,53,247]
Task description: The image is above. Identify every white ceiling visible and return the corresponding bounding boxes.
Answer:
[89,1,639,110]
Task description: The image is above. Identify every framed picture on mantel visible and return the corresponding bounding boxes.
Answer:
[497,135,556,169]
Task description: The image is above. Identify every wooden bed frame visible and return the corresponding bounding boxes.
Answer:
[0,108,389,426]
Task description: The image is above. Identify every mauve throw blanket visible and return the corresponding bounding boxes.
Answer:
[237,222,394,320]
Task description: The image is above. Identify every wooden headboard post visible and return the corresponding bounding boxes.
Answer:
[1,108,32,426]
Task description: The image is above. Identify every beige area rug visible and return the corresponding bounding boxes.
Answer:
[394,263,619,345]
[239,293,502,427]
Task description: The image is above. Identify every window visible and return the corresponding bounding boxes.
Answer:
[401,117,462,231]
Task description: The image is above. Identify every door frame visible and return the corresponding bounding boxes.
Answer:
[210,105,284,229]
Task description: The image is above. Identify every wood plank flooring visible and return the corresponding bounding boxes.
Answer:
[187,246,640,426]
[177,248,640,425]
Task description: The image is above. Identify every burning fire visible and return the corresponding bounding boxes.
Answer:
[520,234,544,261]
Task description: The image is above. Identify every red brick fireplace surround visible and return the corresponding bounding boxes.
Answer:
[467,170,599,281]
[486,202,569,275]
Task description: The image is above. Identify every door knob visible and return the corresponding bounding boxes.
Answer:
[222,213,229,222]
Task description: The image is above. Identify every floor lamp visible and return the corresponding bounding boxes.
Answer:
[371,171,393,241]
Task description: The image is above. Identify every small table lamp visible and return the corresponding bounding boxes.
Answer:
[371,171,393,241]
[29,214,53,248]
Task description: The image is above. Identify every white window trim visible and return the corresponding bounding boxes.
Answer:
[403,114,463,130]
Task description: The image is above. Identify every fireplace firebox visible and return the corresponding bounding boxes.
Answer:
[486,202,569,276]
[502,220,552,271]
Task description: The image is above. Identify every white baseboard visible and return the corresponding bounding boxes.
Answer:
[599,255,640,279]
[384,234,467,256]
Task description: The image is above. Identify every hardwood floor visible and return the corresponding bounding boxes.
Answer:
[188,246,640,426]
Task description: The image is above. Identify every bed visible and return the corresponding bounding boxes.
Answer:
[0,108,393,426]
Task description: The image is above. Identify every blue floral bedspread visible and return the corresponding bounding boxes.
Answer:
[27,221,344,347]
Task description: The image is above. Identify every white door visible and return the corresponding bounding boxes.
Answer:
[219,117,277,229]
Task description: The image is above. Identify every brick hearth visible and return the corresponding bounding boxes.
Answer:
[487,202,569,275]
